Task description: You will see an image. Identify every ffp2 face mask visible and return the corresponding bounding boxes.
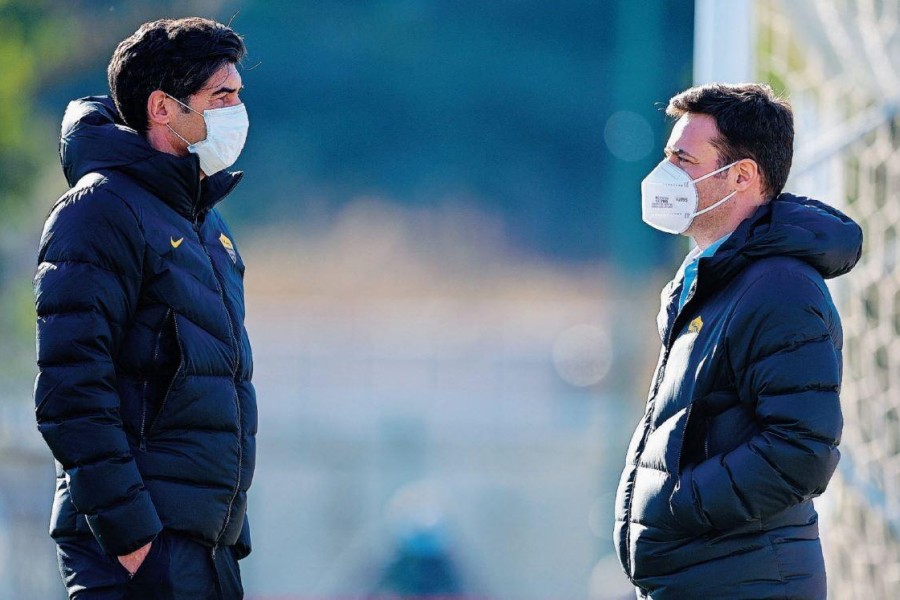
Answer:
[641,159,739,234]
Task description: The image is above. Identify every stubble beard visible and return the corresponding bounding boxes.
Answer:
[686,177,733,242]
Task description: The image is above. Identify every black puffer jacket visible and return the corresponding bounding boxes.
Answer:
[614,194,862,599]
[34,96,256,558]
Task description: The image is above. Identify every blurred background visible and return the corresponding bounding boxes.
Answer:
[0,0,895,598]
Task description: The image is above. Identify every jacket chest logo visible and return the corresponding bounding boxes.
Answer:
[688,316,703,333]
[170,236,184,249]
[219,233,237,263]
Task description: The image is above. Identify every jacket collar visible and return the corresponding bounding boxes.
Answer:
[60,95,243,220]
[656,193,862,342]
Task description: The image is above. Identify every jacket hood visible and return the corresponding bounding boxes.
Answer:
[703,192,863,287]
[59,96,242,219]
[658,193,863,341]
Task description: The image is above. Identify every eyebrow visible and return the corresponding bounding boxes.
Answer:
[665,146,698,161]
[212,85,243,96]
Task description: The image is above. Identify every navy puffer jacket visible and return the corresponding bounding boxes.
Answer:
[614,194,862,599]
[34,97,256,558]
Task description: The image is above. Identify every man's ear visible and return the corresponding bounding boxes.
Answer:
[147,90,173,126]
[734,159,759,192]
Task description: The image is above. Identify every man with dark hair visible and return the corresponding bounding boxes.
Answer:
[35,17,255,598]
[613,83,863,598]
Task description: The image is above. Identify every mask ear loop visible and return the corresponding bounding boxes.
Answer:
[692,159,740,184]
[167,124,193,147]
[166,93,202,116]
[690,160,741,216]
[693,190,737,217]
[164,94,201,147]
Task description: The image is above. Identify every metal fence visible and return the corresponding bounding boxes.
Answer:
[754,0,900,596]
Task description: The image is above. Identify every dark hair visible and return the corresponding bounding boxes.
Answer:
[666,83,794,199]
[108,17,245,133]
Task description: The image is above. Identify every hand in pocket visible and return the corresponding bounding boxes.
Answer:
[118,541,153,577]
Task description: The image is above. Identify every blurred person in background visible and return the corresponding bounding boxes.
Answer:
[33,17,255,599]
[614,83,862,598]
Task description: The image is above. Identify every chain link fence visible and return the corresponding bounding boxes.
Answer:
[756,0,900,596]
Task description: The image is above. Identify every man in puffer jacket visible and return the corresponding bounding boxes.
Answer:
[34,17,256,599]
[614,83,863,599]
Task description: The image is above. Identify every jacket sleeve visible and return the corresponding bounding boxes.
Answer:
[34,183,162,555]
[670,268,843,533]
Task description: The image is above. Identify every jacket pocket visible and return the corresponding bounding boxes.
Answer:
[141,311,184,445]
[632,406,697,539]
[127,530,172,587]
[640,405,693,475]
[678,404,713,472]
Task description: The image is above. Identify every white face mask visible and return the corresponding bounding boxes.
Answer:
[641,159,739,234]
[166,95,249,176]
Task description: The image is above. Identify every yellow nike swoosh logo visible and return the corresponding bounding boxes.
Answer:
[170,237,184,248]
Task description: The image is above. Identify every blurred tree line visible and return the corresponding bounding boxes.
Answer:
[0,0,75,386]
[0,0,69,227]
[226,0,694,265]
[39,0,694,264]
[2,0,694,397]
[0,0,235,394]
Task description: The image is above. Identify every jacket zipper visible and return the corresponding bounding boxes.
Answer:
[140,308,173,451]
[623,291,693,581]
[139,381,149,452]
[704,417,710,460]
[624,264,711,579]
[623,345,670,581]
[673,404,694,474]
[193,215,243,553]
